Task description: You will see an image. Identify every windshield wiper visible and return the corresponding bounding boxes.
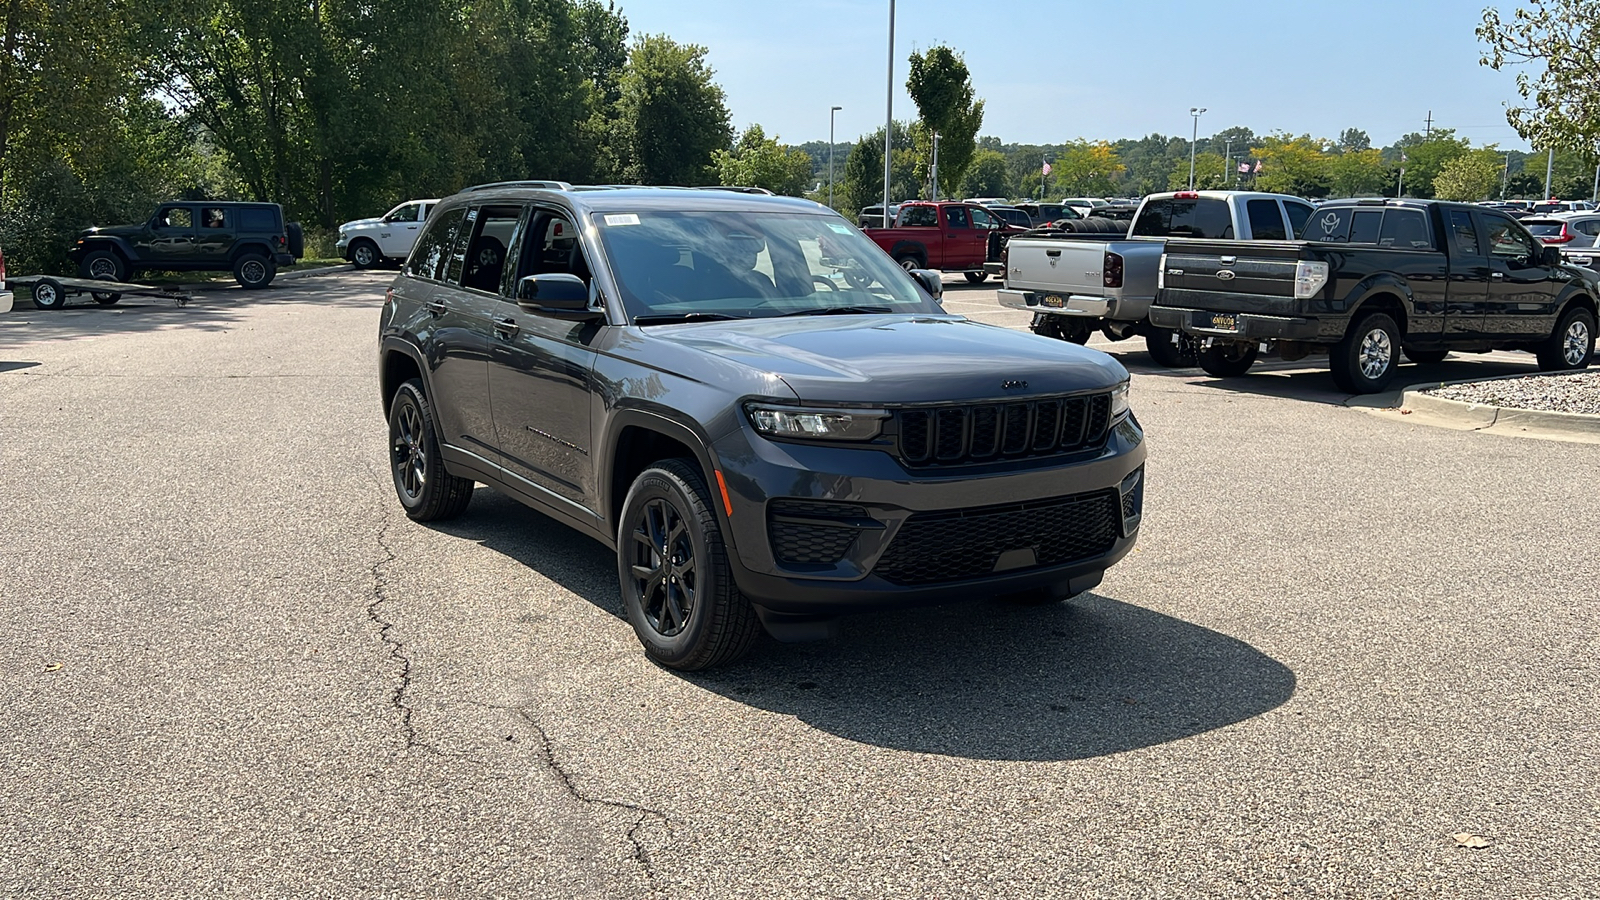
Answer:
[777,305,895,317]
[632,312,746,325]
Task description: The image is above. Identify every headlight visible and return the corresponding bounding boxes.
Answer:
[1110,381,1131,420]
[745,403,886,441]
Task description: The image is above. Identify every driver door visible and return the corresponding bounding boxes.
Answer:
[1482,212,1562,339]
[378,203,425,257]
[141,205,198,266]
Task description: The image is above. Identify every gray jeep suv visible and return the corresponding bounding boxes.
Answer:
[378,186,1146,670]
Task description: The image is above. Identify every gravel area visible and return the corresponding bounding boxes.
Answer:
[1422,370,1600,415]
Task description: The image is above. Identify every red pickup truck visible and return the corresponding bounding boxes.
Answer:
[863,201,1023,283]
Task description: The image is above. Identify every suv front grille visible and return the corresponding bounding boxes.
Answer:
[873,491,1119,586]
[894,393,1111,467]
[768,500,867,566]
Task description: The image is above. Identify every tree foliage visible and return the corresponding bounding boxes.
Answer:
[713,125,812,196]
[1052,141,1125,196]
[960,149,1010,199]
[906,46,984,198]
[612,34,732,186]
[1433,151,1506,201]
[1480,0,1600,160]
[1250,135,1333,197]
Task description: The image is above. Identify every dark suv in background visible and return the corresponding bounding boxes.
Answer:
[70,201,303,288]
[378,186,1146,670]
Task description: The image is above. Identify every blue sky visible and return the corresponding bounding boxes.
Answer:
[613,0,1535,150]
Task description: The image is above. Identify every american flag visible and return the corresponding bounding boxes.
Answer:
[1238,163,1250,173]
[1042,162,1052,176]
[1253,161,1264,173]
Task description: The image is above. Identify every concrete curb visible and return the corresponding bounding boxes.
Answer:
[1385,375,1600,442]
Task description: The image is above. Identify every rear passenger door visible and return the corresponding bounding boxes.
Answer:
[1443,209,1490,338]
[420,205,506,461]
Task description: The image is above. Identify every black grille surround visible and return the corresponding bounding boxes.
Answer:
[892,392,1112,468]
[872,490,1121,586]
[768,499,870,566]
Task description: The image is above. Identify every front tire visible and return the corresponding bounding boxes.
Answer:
[1145,327,1197,367]
[963,271,986,283]
[388,379,474,521]
[350,240,382,269]
[1535,305,1595,372]
[1330,312,1401,393]
[80,250,127,283]
[233,253,277,289]
[618,459,759,671]
[1197,341,1258,377]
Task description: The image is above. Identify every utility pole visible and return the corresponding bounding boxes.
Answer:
[930,131,940,201]
[882,0,895,227]
[1424,110,1433,137]
[1502,153,1510,200]
[1223,139,1233,189]
[1188,107,1207,190]
[1545,147,1555,199]
[828,105,842,210]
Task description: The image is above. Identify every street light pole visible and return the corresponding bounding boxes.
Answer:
[882,0,895,227]
[930,131,940,201]
[1545,147,1554,199]
[1188,107,1207,190]
[1223,138,1232,189]
[828,105,842,209]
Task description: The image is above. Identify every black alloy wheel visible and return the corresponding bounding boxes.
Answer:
[387,379,474,521]
[81,250,126,283]
[233,253,276,289]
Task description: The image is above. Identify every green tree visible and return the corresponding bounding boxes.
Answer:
[1480,1,1600,159]
[1053,141,1125,196]
[1327,148,1389,197]
[960,149,1010,198]
[1389,130,1469,198]
[905,45,984,197]
[1251,135,1332,197]
[1167,152,1227,190]
[1433,150,1505,201]
[611,34,731,185]
[713,125,813,196]
[841,136,882,213]
[1338,128,1372,152]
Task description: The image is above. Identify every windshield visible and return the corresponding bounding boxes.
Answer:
[593,210,940,323]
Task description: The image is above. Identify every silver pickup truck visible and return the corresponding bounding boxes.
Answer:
[996,191,1314,366]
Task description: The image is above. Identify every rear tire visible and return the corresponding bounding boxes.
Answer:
[1030,315,1091,344]
[233,253,276,289]
[618,459,759,671]
[1330,312,1401,393]
[1197,341,1258,377]
[895,254,924,273]
[1145,328,1197,367]
[1535,305,1595,372]
[387,379,474,522]
[92,292,121,306]
[963,271,986,283]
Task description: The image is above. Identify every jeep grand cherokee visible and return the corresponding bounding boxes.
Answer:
[378,186,1146,670]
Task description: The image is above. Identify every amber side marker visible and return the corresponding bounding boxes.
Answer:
[714,470,734,517]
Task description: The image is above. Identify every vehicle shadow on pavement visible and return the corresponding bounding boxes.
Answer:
[439,489,1296,763]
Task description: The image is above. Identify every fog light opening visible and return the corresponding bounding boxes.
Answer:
[1118,467,1144,536]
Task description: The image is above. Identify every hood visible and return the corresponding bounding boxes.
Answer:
[656,315,1128,404]
[339,217,384,231]
[79,223,141,239]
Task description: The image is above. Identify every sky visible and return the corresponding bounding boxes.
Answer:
[612,0,1537,151]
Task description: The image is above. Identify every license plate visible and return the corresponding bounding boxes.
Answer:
[1040,294,1065,309]
[1207,313,1237,331]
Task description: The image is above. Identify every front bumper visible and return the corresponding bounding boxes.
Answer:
[713,415,1147,615]
[336,234,352,259]
[1149,304,1321,341]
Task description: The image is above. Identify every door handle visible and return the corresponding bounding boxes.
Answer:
[1491,272,1505,281]
[493,315,519,337]
[425,298,447,315]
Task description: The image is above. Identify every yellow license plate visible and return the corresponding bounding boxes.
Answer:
[1040,294,1065,309]
[1209,313,1237,331]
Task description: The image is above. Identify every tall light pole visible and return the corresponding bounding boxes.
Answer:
[828,105,842,209]
[1188,107,1207,190]
[930,131,940,200]
[1223,138,1233,189]
[883,0,895,227]
[1545,147,1554,199]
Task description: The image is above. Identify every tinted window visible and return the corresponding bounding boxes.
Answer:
[1131,198,1233,239]
[946,206,970,228]
[1378,209,1430,249]
[457,205,523,293]
[1285,202,1313,237]
[1573,219,1600,236]
[406,206,466,281]
[969,207,996,229]
[159,207,193,229]
[1305,207,1352,241]
[1349,210,1382,244]
[901,206,937,227]
[201,207,227,229]
[1246,199,1287,240]
[1482,213,1538,259]
[514,210,592,285]
[1447,210,1479,256]
[236,208,277,232]
[1521,219,1565,238]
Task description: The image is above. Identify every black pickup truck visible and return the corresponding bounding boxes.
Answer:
[1149,199,1598,393]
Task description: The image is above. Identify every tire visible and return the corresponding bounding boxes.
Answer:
[32,278,67,310]
[79,249,127,283]
[963,271,987,284]
[350,240,382,270]
[1145,327,1198,367]
[387,379,474,522]
[92,292,122,306]
[618,459,760,671]
[1197,341,1259,377]
[895,254,924,273]
[1030,315,1091,344]
[1329,312,1401,393]
[233,253,276,289]
[286,222,305,259]
[1535,305,1595,372]
[1404,348,1449,364]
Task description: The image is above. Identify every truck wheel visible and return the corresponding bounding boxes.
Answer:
[350,240,382,269]
[32,278,67,310]
[963,271,986,284]
[1030,315,1090,344]
[92,291,122,306]
[80,250,127,283]
[618,459,760,671]
[1535,305,1595,372]
[1197,341,1258,377]
[233,253,276,289]
[1330,312,1400,393]
[388,379,474,521]
[1404,348,1448,364]
[1146,328,1197,367]
[895,254,924,273]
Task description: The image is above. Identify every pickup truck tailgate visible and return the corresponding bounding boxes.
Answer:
[1005,236,1112,294]
[1160,239,1303,312]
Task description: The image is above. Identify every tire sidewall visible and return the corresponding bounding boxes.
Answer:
[1340,313,1400,391]
[617,465,723,667]
[1556,307,1595,369]
[83,251,126,283]
[388,382,439,516]
[34,280,64,310]
[234,254,276,289]
[353,241,380,269]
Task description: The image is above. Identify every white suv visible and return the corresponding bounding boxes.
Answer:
[337,200,439,269]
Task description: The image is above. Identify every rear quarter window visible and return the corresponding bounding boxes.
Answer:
[236,208,278,232]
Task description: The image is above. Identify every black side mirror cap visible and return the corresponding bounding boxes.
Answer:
[910,268,943,300]
[516,273,604,320]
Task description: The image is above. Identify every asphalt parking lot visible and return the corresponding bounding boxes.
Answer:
[2,270,1596,898]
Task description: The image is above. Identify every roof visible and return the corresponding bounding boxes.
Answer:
[438,185,827,215]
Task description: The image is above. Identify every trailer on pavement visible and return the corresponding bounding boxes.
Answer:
[9,275,194,310]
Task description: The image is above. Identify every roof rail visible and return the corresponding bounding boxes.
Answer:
[689,185,776,195]
[461,180,573,193]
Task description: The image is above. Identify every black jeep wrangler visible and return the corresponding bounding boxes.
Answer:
[70,202,303,289]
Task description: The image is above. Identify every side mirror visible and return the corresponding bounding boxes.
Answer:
[910,268,943,300]
[1542,246,1562,266]
[517,273,603,320]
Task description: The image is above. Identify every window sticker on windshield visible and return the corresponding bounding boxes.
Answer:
[827,222,853,234]
[604,214,640,226]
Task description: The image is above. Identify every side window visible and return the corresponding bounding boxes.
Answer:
[1245,199,1287,240]
[389,203,421,223]
[1447,210,1479,256]
[407,206,466,281]
[1483,213,1538,260]
[969,206,996,229]
[945,206,970,228]
[236,208,276,231]
[1349,210,1383,244]
[515,209,594,286]
[901,206,937,227]
[1307,207,1352,242]
[419,203,433,221]
[1378,209,1430,249]
[201,207,227,229]
[1168,199,1232,239]
[159,207,193,229]
[1285,202,1313,238]
[1131,200,1172,237]
[457,204,524,293]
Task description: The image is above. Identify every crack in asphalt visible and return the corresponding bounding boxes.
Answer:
[366,512,452,758]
